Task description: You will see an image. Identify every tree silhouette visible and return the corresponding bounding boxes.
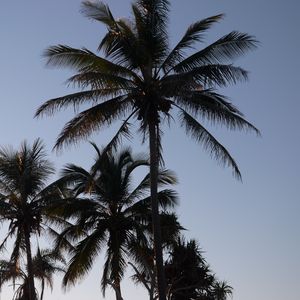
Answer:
[48,145,177,300]
[36,1,259,299]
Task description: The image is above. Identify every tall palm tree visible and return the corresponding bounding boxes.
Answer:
[0,248,65,300]
[36,1,259,299]
[0,139,60,300]
[48,144,177,300]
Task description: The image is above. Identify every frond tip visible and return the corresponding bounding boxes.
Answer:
[180,110,242,180]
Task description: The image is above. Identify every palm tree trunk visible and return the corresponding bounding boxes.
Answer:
[149,121,166,300]
[113,280,123,300]
[24,226,36,300]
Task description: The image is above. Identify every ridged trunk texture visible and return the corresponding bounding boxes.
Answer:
[149,121,166,300]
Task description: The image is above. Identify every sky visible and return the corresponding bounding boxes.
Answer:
[0,0,299,300]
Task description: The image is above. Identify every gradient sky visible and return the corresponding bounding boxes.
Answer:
[0,1,299,300]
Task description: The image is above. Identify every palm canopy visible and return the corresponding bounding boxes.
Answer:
[0,248,65,300]
[36,0,259,179]
[165,237,226,300]
[0,139,57,260]
[0,139,63,300]
[48,144,178,298]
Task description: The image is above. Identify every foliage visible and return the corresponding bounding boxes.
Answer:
[35,1,259,299]
[0,139,63,300]
[165,238,233,300]
[36,0,259,178]
[48,144,178,299]
[0,248,65,300]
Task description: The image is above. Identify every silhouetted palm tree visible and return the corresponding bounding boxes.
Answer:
[165,237,215,300]
[0,248,65,300]
[212,280,233,300]
[36,1,259,299]
[49,145,177,300]
[0,139,61,300]
[32,248,66,300]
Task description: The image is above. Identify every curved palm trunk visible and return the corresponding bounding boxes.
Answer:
[24,226,36,300]
[149,121,166,300]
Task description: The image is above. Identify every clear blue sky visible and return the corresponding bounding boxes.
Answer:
[0,1,299,300]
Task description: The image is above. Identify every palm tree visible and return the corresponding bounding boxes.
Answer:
[0,248,65,300]
[48,144,177,300]
[0,139,60,300]
[165,237,215,300]
[31,248,66,300]
[212,281,233,300]
[35,1,259,299]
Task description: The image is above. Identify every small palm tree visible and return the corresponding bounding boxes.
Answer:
[0,139,61,300]
[212,280,233,300]
[36,1,259,299]
[49,144,177,300]
[0,248,65,300]
[165,237,215,300]
[32,248,66,300]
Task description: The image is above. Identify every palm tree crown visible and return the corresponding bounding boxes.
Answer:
[36,0,259,178]
[0,139,60,300]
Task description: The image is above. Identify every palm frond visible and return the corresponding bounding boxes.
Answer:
[35,89,124,118]
[101,235,127,296]
[81,1,116,27]
[43,45,121,72]
[54,96,133,150]
[63,229,106,287]
[66,71,135,90]
[82,1,142,67]
[127,189,178,217]
[161,14,223,72]
[173,31,258,73]
[125,168,177,205]
[162,64,248,91]
[179,110,242,180]
[132,2,169,67]
[101,115,134,156]
[98,16,142,69]
[136,0,170,39]
[174,90,260,134]
[0,225,18,254]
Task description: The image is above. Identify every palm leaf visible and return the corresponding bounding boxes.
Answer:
[81,1,117,28]
[101,114,135,156]
[161,14,223,72]
[35,89,125,118]
[44,44,139,79]
[173,31,258,73]
[179,110,242,180]
[162,64,248,90]
[66,71,135,90]
[63,226,106,287]
[174,90,260,134]
[54,96,133,150]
